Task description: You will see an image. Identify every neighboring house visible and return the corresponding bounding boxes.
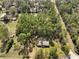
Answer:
[37,40,42,47]
[30,7,36,13]
[43,41,49,47]
[37,40,49,47]
[30,7,40,13]
[29,0,46,13]
[0,5,2,10]
[29,0,40,13]
[0,13,6,21]
[0,13,17,21]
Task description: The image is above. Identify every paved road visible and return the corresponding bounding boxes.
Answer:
[69,50,79,59]
[51,0,79,59]
[51,0,74,50]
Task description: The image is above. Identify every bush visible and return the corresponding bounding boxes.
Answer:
[62,44,70,55]
[49,47,57,59]
[35,49,44,59]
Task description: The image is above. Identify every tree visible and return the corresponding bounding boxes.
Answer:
[17,33,31,59]
[50,47,57,59]
[15,0,29,13]
[5,38,14,54]
[16,13,58,40]
[0,22,9,52]
[17,33,31,46]
[0,22,9,40]
[35,49,44,59]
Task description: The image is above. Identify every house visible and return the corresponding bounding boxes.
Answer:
[0,1,2,9]
[30,7,37,13]
[0,13,6,21]
[42,41,49,47]
[0,13,11,22]
[37,40,50,47]
[0,10,17,21]
[0,5,2,10]
[12,2,16,6]
[37,40,42,47]
[29,0,46,13]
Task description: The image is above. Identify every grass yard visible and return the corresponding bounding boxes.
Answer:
[6,21,17,34]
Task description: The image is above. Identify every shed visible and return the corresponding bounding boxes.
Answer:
[43,41,49,47]
[37,40,49,47]
[37,41,42,47]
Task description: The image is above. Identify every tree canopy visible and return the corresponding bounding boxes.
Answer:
[16,13,58,39]
[0,22,9,40]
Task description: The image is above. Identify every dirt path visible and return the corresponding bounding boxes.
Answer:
[51,0,74,50]
[29,47,37,59]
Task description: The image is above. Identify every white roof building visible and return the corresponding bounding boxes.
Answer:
[0,13,6,21]
[37,40,49,47]
[37,41,42,46]
[43,41,49,46]
[0,13,6,18]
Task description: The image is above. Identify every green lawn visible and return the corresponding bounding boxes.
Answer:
[6,21,17,34]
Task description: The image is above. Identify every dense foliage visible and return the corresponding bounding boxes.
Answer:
[0,23,9,39]
[56,0,79,54]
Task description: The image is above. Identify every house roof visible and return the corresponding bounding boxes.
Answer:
[37,41,42,46]
[43,41,49,46]
[0,5,2,8]
[0,13,6,18]
[30,7,36,11]
[37,40,49,46]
